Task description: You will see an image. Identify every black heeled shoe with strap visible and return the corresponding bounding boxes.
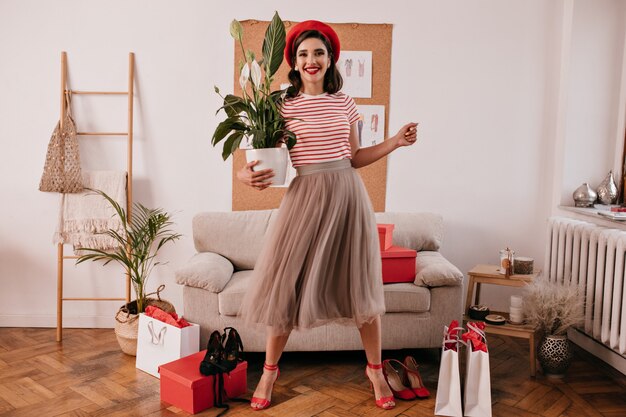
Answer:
[222,327,244,373]
[200,330,227,376]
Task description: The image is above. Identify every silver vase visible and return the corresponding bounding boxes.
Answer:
[537,334,573,377]
[597,170,618,205]
[573,183,597,207]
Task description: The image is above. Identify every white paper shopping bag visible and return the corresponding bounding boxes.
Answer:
[135,313,200,378]
[435,323,464,417]
[463,322,492,417]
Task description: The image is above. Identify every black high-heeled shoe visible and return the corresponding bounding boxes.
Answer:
[200,330,226,376]
[222,327,244,373]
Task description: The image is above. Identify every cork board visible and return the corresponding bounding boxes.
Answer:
[231,20,392,212]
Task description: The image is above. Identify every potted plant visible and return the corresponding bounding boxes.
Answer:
[523,278,584,377]
[211,11,296,186]
[76,189,181,356]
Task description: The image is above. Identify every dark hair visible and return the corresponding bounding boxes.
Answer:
[286,30,343,98]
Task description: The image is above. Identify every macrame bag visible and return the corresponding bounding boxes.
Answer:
[39,92,83,193]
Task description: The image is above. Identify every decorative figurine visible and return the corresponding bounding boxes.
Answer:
[597,170,618,205]
[573,183,597,207]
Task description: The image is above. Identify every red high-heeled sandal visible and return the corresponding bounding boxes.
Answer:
[403,356,430,398]
[382,360,417,401]
[365,362,396,410]
[250,363,280,411]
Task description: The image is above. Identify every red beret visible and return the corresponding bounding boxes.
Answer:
[284,20,340,68]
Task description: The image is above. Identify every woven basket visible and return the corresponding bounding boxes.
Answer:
[39,93,84,193]
[114,285,175,356]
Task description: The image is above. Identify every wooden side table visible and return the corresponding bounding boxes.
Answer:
[465,264,541,377]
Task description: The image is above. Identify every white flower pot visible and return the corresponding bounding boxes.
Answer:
[245,147,289,186]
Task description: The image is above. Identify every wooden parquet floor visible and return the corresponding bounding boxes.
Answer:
[0,328,625,416]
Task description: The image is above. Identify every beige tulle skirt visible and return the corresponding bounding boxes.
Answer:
[240,159,385,335]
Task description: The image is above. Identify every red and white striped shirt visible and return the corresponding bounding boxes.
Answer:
[281,92,359,167]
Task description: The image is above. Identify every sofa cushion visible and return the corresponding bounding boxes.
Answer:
[375,212,443,251]
[218,272,430,316]
[175,252,234,293]
[218,270,253,316]
[414,251,463,287]
[383,283,430,313]
[193,211,273,270]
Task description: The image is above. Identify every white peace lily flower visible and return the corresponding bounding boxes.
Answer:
[239,63,250,90]
[250,60,262,87]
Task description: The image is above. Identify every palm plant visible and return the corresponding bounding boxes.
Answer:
[76,189,181,314]
[212,11,296,160]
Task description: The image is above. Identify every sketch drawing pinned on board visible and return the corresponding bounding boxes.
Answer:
[370,114,379,132]
[344,58,353,77]
[337,51,372,98]
[356,105,385,147]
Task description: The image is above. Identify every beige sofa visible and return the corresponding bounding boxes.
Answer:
[175,210,464,352]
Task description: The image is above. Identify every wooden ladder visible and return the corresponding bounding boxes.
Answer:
[56,51,135,342]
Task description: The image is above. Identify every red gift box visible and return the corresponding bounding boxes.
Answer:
[381,245,417,284]
[377,224,395,251]
[159,351,247,414]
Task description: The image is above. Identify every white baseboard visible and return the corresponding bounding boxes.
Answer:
[0,315,115,328]
[568,327,626,376]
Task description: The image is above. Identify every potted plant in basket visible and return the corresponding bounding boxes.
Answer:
[76,189,181,356]
[211,11,296,186]
[523,278,584,377]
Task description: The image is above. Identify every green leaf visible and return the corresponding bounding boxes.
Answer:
[271,130,283,144]
[270,89,283,100]
[214,85,220,94]
[245,50,256,63]
[266,92,280,116]
[262,11,286,78]
[283,130,297,149]
[211,116,240,145]
[230,19,243,41]
[222,131,244,160]
[250,129,266,148]
[217,95,247,117]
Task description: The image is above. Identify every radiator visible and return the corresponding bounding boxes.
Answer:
[545,217,626,356]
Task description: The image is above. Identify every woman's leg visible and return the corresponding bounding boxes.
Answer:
[359,315,395,408]
[251,328,291,409]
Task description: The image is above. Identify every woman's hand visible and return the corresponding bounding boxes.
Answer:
[237,160,274,191]
[394,122,419,148]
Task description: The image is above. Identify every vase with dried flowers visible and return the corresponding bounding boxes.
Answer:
[523,278,584,377]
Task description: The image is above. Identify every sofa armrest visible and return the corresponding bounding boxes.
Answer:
[175,252,234,293]
[414,251,463,287]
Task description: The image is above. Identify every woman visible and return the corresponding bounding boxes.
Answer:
[237,20,418,411]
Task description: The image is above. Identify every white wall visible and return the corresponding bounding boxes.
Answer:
[0,0,596,328]
[560,0,626,205]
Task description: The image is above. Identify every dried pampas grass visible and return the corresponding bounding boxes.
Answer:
[523,278,584,336]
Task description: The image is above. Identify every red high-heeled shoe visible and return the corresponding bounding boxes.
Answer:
[365,363,396,410]
[382,360,417,401]
[250,363,280,411]
[403,356,430,398]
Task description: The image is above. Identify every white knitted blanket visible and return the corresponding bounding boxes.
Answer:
[54,170,127,254]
